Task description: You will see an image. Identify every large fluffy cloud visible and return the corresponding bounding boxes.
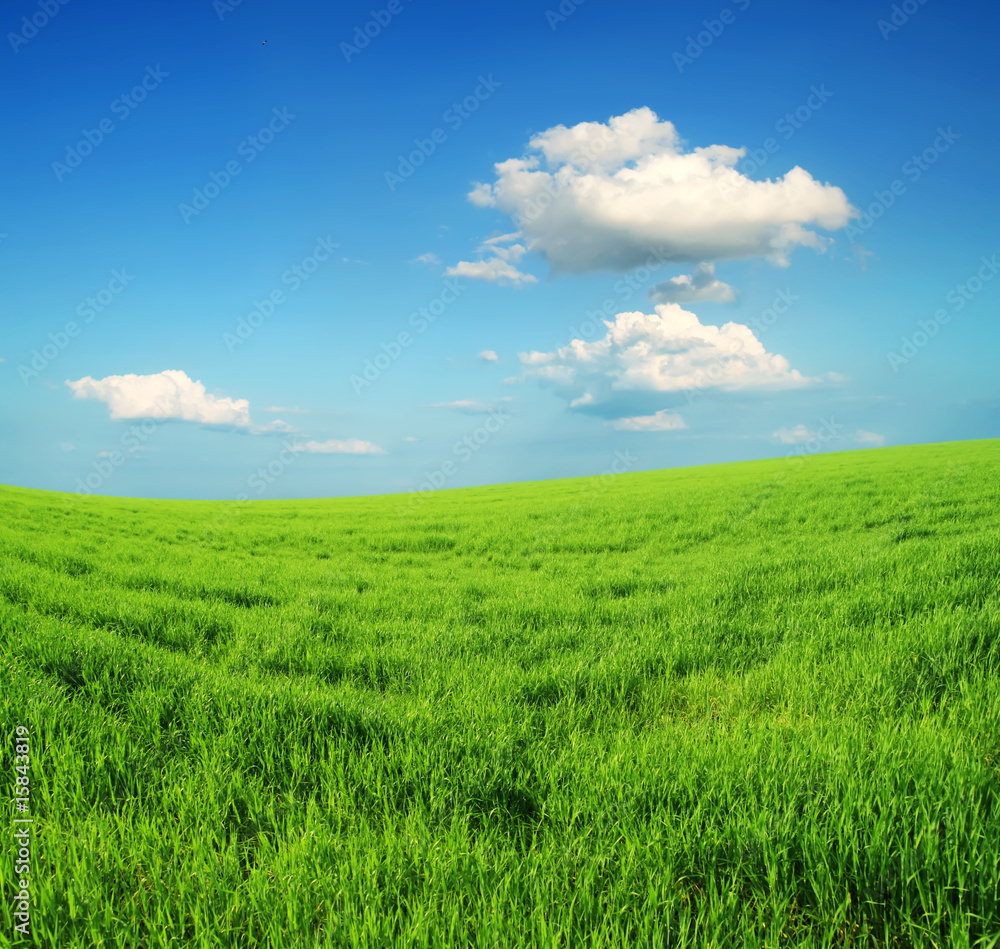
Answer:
[66,370,252,426]
[514,303,818,414]
[468,107,855,275]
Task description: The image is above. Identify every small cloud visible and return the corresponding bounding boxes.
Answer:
[445,234,537,287]
[479,350,499,362]
[59,442,75,452]
[856,429,886,447]
[261,405,308,414]
[413,252,441,265]
[66,369,252,427]
[467,183,494,207]
[253,419,298,434]
[846,245,877,270]
[290,438,385,455]
[445,257,536,286]
[98,446,147,456]
[649,262,736,304]
[483,232,522,246]
[429,398,512,414]
[612,410,686,432]
[0,357,6,363]
[403,436,419,442]
[772,424,816,445]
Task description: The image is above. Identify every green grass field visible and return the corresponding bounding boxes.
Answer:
[2,439,998,948]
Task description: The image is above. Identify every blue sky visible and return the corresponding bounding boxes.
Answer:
[1,0,996,500]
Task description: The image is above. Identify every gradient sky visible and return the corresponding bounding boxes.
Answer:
[1,0,997,500]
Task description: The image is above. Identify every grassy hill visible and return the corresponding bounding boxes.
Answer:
[2,439,998,948]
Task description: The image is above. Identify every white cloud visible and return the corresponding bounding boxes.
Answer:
[261,419,298,434]
[66,370,252,427]
[261,405,307,414]
[403,436,419,442]
[846,246,877,270]
[290,439,385,455]
[413,252,441,265]
[856,429,886,446]
[446,258,536,285]
[468,107,855,275]
[649,262,736,304]
[612,410,686,431]
[772,424,816,445]
[468,182,495,207]
[59,442,75,452]
[483,232,522,246]
[430,398,513,414]
[479,350,499,362]
[516,303,815,411]
[445,234,537,286]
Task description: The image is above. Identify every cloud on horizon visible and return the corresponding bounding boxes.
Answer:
[772,424,819,445]
[856,429,886,446]
[612,410,687,432]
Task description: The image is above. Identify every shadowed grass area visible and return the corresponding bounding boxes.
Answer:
[1,439,999,947]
